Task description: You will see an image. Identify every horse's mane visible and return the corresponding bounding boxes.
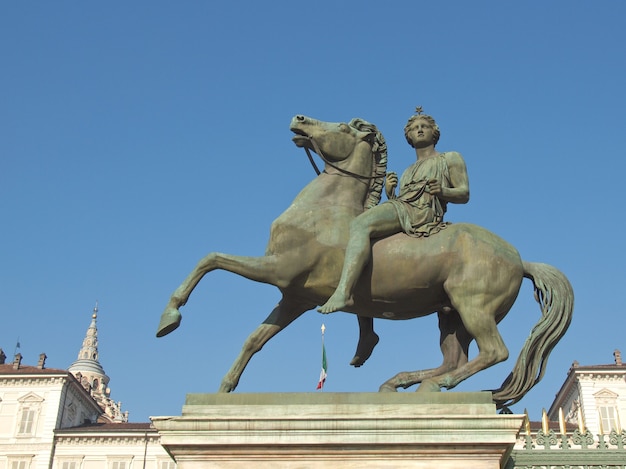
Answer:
[348,118,388,209]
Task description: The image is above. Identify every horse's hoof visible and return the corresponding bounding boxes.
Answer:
[415,379,441,393]
[378,384,398,392]
[350,332,380,367]
[156,307,182,337]
[218,381,236,393]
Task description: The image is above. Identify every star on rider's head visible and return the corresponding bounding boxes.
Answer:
[415,106,424,115]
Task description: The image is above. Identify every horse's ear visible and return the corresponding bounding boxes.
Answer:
[357,129,376,145]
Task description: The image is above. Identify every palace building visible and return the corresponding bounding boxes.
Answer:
[548,349,626,436]
[0,306,174,469]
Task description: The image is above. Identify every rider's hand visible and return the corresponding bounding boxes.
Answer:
[385,172,398,198]
[425,178,442,195]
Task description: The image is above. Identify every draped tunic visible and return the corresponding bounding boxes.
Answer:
[385,153,451,237]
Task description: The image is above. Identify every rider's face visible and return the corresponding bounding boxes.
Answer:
[408,119,435,147]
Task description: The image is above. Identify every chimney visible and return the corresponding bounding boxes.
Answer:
[13,353,22,370]
[37,353,47,369]
[0,348,6,364]
[614,349,622,366]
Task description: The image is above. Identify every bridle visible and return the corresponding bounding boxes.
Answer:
[303,135,383,181]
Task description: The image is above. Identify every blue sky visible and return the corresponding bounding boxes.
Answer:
[2,2,625,422]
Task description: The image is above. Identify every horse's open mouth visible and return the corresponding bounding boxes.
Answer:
[291,128,311,147]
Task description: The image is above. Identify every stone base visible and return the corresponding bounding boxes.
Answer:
[152,392,523,469]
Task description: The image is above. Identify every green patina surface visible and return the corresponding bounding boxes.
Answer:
[158,113,573,410]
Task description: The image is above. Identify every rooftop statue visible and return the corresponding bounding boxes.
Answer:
[157,111,573,410]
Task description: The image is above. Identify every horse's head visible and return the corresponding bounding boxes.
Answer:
[290,115,375,163]
[290,115,388,209]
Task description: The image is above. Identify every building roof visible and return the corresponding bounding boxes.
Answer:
[568,363,626,372]
[527,420,578,433]
[56,422,156,434]
[0,363,69,375]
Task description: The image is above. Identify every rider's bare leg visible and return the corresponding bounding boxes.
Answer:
[350,316,379,367]
[318,203,402,313]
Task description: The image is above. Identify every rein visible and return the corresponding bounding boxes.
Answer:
[304,136,382,181]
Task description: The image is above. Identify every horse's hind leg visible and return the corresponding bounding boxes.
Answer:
[157,253,283,337]
[219,297,313,392]
[379,310,472,391]
[417,298,509,392]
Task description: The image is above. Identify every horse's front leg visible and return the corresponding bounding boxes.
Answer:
[157,253,285,337]
[220,297,313,392]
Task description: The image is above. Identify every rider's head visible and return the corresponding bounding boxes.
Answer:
[404,109,440,148]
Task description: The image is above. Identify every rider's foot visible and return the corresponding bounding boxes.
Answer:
[317,292,354,314]
[350,331,379,367]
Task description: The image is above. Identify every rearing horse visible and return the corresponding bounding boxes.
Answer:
[157,115,573,409]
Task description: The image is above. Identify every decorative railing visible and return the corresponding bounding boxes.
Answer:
[507,427,626,468]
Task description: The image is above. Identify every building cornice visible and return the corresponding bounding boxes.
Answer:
[54,425,159,446]
[575,370,626,381]
[0,375,68,387]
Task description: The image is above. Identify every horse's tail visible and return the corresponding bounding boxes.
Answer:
[491,261,574,410]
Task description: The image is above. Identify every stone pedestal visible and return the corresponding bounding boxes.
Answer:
[152,392,523,469]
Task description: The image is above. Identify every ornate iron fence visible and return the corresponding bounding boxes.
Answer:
[506,428,626,469]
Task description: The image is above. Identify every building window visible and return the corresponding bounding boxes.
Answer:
[9,460,31,469]
[599,405,620,433]
[16,392,43,436]
[594,388,621,434]
[109,461,130,469]
[58,460,83,469]
[18,407,36,434]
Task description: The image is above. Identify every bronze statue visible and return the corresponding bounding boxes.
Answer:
[319,108,470,368]
[157,114,573,409]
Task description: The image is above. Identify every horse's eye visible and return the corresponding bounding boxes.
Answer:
[339,123,350,132]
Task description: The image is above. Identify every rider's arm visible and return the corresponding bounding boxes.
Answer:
[439,152,469,204]
[385,172,398,199]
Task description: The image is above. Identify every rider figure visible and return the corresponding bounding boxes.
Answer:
[318,107,470,367]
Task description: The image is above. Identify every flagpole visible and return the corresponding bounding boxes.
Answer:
[320,324,325,392]
[316,323,327,391]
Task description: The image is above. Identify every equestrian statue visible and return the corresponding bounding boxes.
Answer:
[156,110,573,409]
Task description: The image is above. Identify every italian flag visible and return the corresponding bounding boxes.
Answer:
[316,342,327,390]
